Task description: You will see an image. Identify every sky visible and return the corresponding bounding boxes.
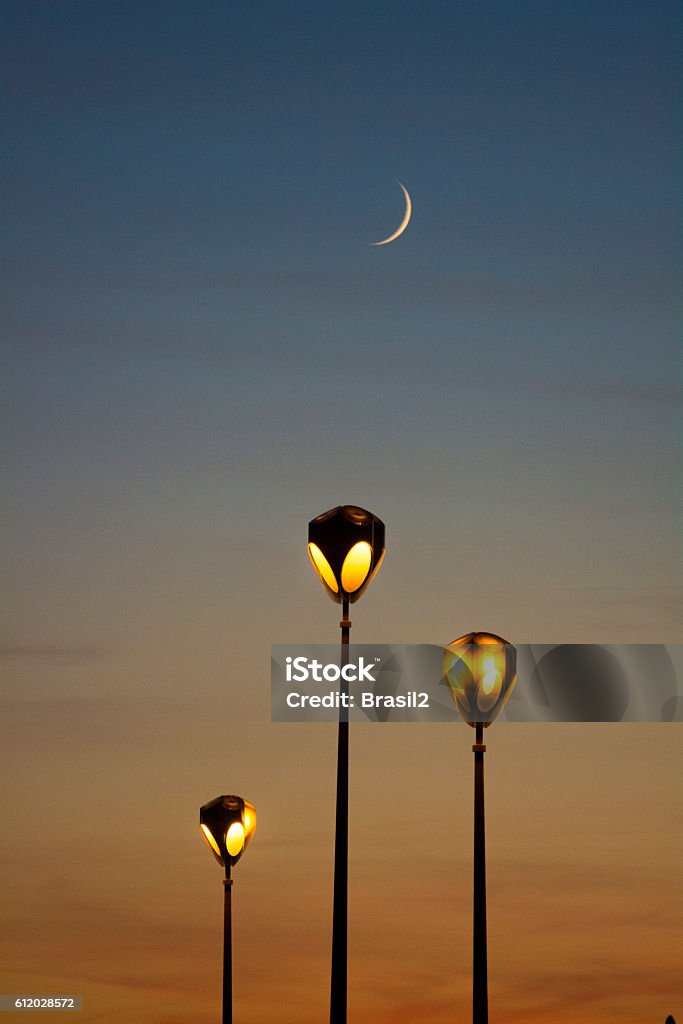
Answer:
[1,1,681,1022]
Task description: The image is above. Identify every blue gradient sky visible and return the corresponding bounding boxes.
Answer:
[3,1,680,648]
[2,3,681,1022]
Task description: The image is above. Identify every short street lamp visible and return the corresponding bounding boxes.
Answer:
[199,795,256,1024]
[444,632,517,1024]
[308,505,385,1024]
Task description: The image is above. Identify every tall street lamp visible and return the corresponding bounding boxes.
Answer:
[308,505,385,1024]
[199,795,257,1024]
[444,632,517,1024]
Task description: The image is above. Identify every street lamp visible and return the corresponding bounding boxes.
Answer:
[308,505,385,1024]
[444,632,517,1024]
[199,795,256,1024]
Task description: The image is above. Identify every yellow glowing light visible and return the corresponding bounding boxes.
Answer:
[481,656,501,695]
[226,822,245,858]
[308,543,339,593]
[243,801,257,846]
[476,649,505,711]
[340,541,372,593]
[200,823,222,859]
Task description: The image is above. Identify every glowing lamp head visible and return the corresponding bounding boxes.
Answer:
[308,505,385,604]
[444,632,517,726]
[199,795,256,870]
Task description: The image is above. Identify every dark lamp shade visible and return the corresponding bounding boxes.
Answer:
[308,505,385,604]
[444,632,517,726]
[199,795,256,869]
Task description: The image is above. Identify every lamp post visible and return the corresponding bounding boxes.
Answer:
[444,632,517,1024]
[307,505,385,1024]
[199,795,256,1024]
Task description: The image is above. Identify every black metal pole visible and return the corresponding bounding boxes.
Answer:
[473,722,488,1024]
[330,596,350,1023]
[222,865,233,1024]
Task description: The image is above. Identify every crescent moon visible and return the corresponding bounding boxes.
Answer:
[370,181,412,246]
